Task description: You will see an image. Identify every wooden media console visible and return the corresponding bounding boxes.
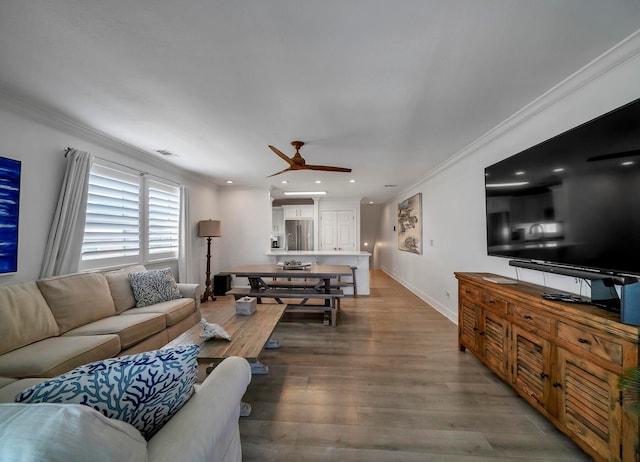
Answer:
[456,272,640,462]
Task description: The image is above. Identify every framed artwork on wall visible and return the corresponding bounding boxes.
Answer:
[397,192,422,254]
[0,155,21,274]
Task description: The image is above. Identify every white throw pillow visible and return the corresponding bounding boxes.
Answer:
[0,402,147,462]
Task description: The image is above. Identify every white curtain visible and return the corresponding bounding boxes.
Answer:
[178,184,193,283]
[40,149,94,278]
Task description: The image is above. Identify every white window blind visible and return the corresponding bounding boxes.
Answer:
[80,162,181,270]
[147,179,180,259]
[81,165,140,268]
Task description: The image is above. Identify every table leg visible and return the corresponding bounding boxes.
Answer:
[250,360,269,375]
[323,277,331,307]
[240,402,252,417]
[248,277,265,303]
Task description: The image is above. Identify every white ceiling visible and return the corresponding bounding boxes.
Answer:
[1,1,639,203]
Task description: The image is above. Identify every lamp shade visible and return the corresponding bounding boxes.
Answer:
[198,219,222,237]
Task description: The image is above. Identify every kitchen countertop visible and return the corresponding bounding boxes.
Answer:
[266,250,371,257]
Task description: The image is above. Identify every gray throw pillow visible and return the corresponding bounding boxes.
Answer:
[128,268,182,307]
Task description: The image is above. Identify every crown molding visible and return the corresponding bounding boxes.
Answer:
[399,28,640,198]
[0,89,216,186]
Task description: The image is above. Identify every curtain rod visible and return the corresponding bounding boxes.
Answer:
[64,146,181,187]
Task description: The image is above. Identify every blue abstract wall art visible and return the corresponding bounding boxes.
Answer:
[0,156,21,274]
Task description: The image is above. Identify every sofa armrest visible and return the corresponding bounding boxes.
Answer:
[147,356,251,462]
[177,283,202,311]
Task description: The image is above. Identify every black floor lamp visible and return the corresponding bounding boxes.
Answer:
[198,219,222,302]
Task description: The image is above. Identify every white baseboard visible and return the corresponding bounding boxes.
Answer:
[381,268,458,325]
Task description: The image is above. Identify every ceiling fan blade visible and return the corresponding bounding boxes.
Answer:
[267,166,294,177]
[305,164,352,173]
[268,145,294,166]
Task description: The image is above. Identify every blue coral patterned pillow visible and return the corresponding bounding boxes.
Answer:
[15,344,199,440]
[128,267,182,307]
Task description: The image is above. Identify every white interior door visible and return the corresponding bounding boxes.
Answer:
[320,210,355,251]
[320,210,338,251]
[337,210,355,250]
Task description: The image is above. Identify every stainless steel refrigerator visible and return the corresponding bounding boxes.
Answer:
[285,220,314,251]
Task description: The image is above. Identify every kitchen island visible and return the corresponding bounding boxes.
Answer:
[265,250,371,295]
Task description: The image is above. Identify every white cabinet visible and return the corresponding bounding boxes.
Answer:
[272,207,284,233]
[283,205,314,220]
[320,210,355,251]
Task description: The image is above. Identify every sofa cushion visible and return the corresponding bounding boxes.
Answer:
[128,268,183,307]
[119,330,169,357]
[105,264,148,314]
[0,378,45,403]
[0,281,60,355]
[37,273,116,333]
[122,297,195,327]
[0,335,121,378]
[63,312,166,349]
[16,345,199,440]
[0,403,147,462]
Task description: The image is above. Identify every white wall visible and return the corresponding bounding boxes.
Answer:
[379,31,640,324]
[0,93,221,287]
[218,189,272,270]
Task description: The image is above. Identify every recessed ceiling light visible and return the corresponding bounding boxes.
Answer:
[368,201,374,204]
[225,180,233,184]
[315,180,322,184]
[281,180,288,184]
[283,191,326,196]
[553,168,565,172]
[515,171,525,175]
[621,161,634,166]
[349,179,356,183]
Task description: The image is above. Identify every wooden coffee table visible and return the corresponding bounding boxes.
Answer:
[167,303,286,374]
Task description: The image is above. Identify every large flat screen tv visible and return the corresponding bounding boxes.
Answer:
[485,97,640,279]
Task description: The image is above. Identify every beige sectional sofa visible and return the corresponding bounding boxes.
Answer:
[0,265,201,385]
[0,356,252,462]
[0,266,256,462]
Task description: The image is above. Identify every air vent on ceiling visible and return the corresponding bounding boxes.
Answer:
[384,184,397,188]
[156,149,178,157]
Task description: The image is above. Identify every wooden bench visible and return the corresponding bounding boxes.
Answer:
[265,266,357,298]
[226,287,343,326]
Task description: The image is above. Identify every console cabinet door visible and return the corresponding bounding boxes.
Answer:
[556,348,622,462]
[512,325,552,411]
[482,310,509,380]
[459,301,479,354]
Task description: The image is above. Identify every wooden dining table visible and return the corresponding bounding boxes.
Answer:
[219,264,353,326]
[219,263,352,292]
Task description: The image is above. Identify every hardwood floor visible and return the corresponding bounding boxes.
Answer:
[200,270,592,461]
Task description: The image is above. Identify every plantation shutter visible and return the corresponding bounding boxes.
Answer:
[81,164,140,268]
[147,179,180,259]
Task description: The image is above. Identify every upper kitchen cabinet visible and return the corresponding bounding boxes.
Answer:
[283,205,314,220]
[272,206,284,233]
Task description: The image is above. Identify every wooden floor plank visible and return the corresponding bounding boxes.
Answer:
[199,270,592,461]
